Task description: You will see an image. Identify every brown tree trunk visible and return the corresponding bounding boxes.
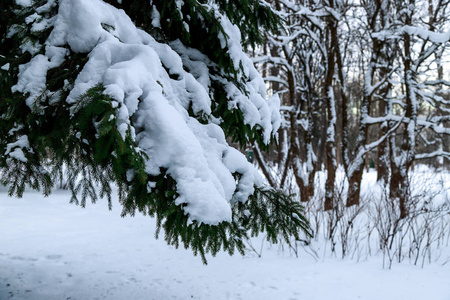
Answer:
[376,97,389,183]
[376,1,393,184]
[347,167,364,207]
[324,4,338,210]
[390,1,416,219]
[389,134,409,219]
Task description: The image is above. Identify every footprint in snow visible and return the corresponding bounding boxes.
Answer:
[46,254,63,260]
[11,256,37,262]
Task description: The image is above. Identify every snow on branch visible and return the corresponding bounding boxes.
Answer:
[415,150,450,160]
[252,55,295,74]
[263,76,289,88]
[425,79,450,87]
[362,114,404,125]
[11,0,280,225]
[364,67,397,98]
[417,117,450,135]
[401,25,450,44]
[348,117,403,178]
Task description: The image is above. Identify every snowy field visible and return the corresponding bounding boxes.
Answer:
[1,178,450,300]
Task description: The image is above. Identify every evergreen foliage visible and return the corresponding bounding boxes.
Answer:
[103,0,281,150]
[0,0,310,263]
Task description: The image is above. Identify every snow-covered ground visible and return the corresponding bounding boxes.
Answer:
[1,182,450,300]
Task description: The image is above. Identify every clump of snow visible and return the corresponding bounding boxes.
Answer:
[151,5,161,28]
[5,135,30,163]
[11,0,280,225]
[12,46,67,107]
[15,0,32,7]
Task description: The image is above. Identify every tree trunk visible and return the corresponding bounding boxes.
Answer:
[323,2,337,211]
[390,2,417,219]
[376,97,390,184]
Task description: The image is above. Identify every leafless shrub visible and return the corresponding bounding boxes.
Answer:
[367,170,450,268]
[262,168,450,268]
